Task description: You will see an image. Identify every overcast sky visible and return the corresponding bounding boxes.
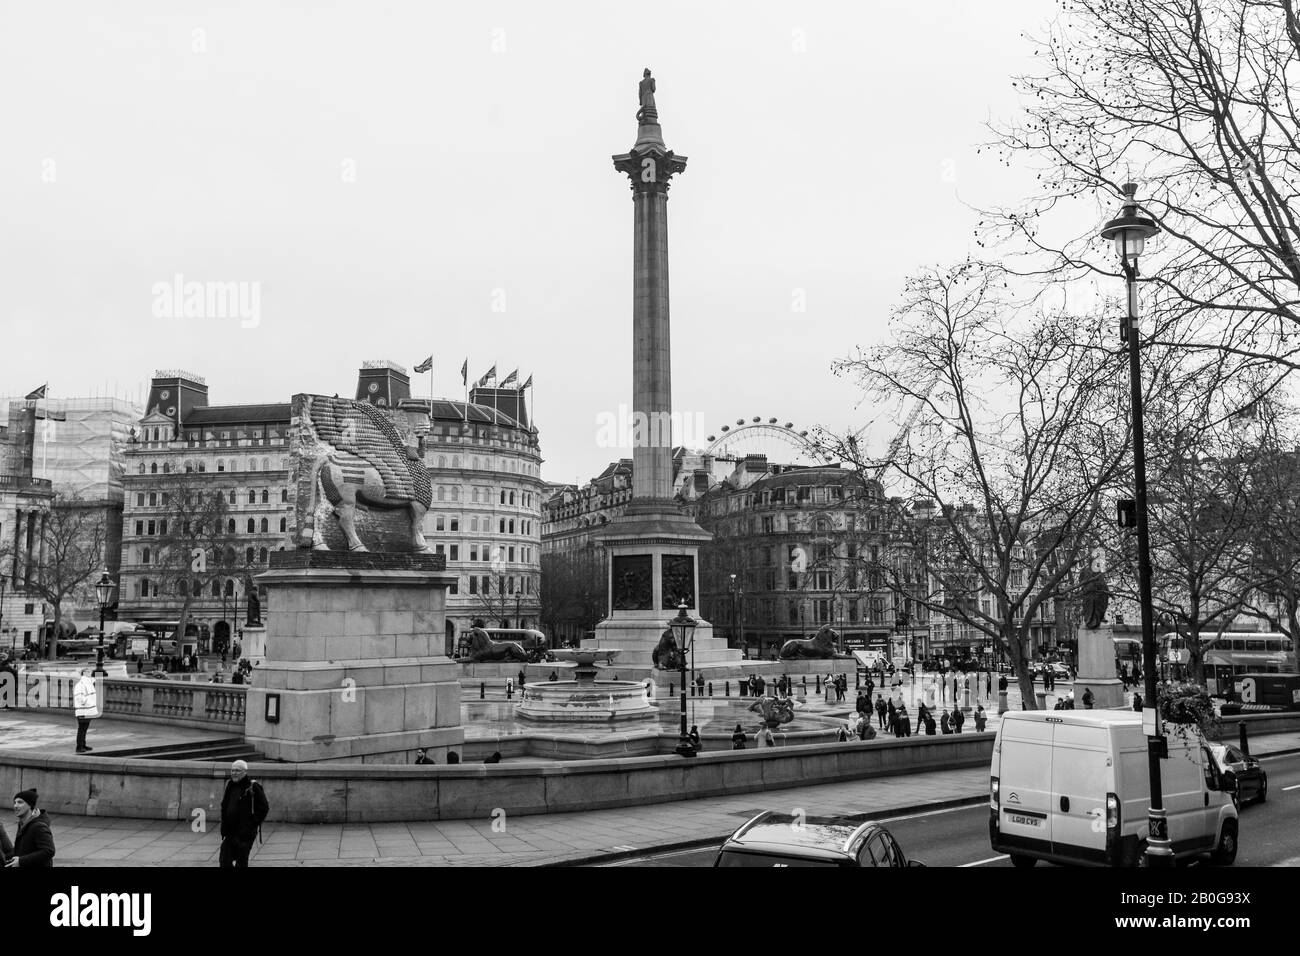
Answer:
[2,0,1054,485]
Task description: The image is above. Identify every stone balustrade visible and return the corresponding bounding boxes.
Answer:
[11,673,246,730]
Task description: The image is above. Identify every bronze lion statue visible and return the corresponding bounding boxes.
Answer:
[779,625,852,660]
[651,628,683,670]
[463,625,528,663]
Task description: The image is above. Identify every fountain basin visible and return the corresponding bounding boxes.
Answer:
[517,680,656,722]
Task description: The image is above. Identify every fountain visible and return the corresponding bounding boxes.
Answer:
[516,649,657,722]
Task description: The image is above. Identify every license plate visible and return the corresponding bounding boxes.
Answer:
[1007,813,1042,828]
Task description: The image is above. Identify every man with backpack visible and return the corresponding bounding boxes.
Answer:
[219,759,269,868]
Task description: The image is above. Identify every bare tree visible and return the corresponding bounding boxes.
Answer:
[823,261,1131,708]
[150,473,240,645]
[1237,398,1300,644]
[539,548,606,644]
[31,494,107,659]
[985,0,1300,397]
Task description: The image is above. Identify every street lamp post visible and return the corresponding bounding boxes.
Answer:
[669,603,698,757]
[1101,181,1171,867]
[94,571,115,678]
[729,573,738,650]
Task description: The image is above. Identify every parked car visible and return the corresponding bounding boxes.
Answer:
[1209,745,1268,808]
[714,812,925,867]
[1033,662,1071,683]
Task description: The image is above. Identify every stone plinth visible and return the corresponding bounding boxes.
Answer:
[240,625,267,665]
[244,551,464,764]
[1076,624,1126,709]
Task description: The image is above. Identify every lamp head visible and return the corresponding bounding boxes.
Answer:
[668,602,696,647]
[1100,182,1159,263]
[94,571,115,608]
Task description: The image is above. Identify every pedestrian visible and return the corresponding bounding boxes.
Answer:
[897,704,911,737]
[974,703,987,732]
[696,673,705,697]
[837,726,849,742]
[998,674,1008,693]
[0,789,55,867]
[1064,692,1076,710]
[953,706,965,734]
[875,694,887,730]
[924,711,937,735]
[72,668,97,754]
[731,723,747,750]
[517,668,526,689]
[218,760,269,869]
[886,698,897,735]
[940,709,951,734]
[688,724,702,752]
[1082,687,1095,710]
[484,752,502,764]
[505,677,514,699]
[855,692,867,715]
[548,671,559,682]
[865,676,875,701]
[985,669,993,698]
[917,702,930,729]
[414,748,435,764]
[1133,692,1143,711]
[221,647,228,667]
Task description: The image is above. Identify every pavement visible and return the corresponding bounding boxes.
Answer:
[2,720,1295,867]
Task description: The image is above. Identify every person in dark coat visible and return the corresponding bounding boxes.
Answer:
[886,698,897,735]
[875,694,887,729]
[917,702,931,729]
[688,725,702,752]
[897,705,912,737]
[837,726,849,742]
[940,709,952,734]
[855,692,867,715]
[865,676,875,701]
[952,706,965,734]
[974,704,987,732]
[219,760,269,868]
[414,748,435,764]
[1133,691,1144,711]
[924,711,937,735]
[731,724,747,749]
[1,789,55,867]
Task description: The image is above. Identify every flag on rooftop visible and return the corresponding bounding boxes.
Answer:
[500,369,518,388]
[460,359,468,386]
[476,365,496,388]
[521,374,533,390]
[24,384,47,400]
[413,355,433,374]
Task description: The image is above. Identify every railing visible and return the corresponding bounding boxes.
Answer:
[0,475,54,492]
[11,671,248,728]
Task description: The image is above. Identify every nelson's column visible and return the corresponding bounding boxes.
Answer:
[587,70,742,677]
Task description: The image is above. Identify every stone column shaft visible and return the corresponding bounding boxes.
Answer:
[632,188,674,502]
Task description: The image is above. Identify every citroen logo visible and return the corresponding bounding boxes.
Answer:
[1008,792,1021,804]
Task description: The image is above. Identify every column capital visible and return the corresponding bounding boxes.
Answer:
[613,146,687,195]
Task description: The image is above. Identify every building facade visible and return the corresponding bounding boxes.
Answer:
[692,459,906,660]
[117,363,544,655]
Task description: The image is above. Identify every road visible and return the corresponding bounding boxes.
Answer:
[602,752,1300,867]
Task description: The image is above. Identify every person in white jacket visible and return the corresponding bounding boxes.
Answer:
[73,669,98,754]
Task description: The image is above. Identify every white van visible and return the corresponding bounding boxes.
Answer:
[989,711,1238,867]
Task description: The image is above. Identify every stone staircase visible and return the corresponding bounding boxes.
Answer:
[92,737,266,763]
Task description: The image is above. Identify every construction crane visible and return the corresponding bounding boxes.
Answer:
[846,380,937,484]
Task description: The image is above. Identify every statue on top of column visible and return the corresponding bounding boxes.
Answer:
[637,68,657,121]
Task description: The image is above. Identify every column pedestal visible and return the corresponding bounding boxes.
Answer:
[1076,624,1126,708]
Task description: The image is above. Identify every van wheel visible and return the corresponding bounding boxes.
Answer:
[1211,820,1237,866]
[1009,854,1036,868]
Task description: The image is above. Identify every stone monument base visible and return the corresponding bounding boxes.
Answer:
[1075,623,1126,709]
[244,552,464,764]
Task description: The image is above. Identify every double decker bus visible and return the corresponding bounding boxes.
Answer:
[1159,631,1297,695]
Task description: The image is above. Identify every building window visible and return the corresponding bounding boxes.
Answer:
[279,518,287,533]
[436,516,445,531]
[137,493,145,507]
[142,547,150,565]
[509,520,515,534]
[450,545,459,561]
[248,490,256,504]
[147,520,156,535]
[500,490,506,505]
[437,487,446,501]
[225,579,235,597]
[135,521,144,536]
[470,545,479,561]
[246,547,255,564]
[259,548,268,563]
[260,518,269,533]
[228,519,236,534]
[281,489,288,502]
[449,579,458,595]
[212,579,221,597]
[499,519,506,534]
[247,519,255,534]
[140,578,150,598]
[508,546,515,562]
[450,517,459,532]
[509,491,515,505]
[469,576,477,595]
[217,461,225,472]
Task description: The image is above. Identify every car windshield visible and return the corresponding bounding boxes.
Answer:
[716,851,844,867]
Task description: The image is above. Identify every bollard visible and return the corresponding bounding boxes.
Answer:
[708,682,713,696]
[816,676,821,692]
[669,682,674,697]
[480,681,485,700]
[802,675,807,689]
[1239,720,1249,756]
[725,681,730,697]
